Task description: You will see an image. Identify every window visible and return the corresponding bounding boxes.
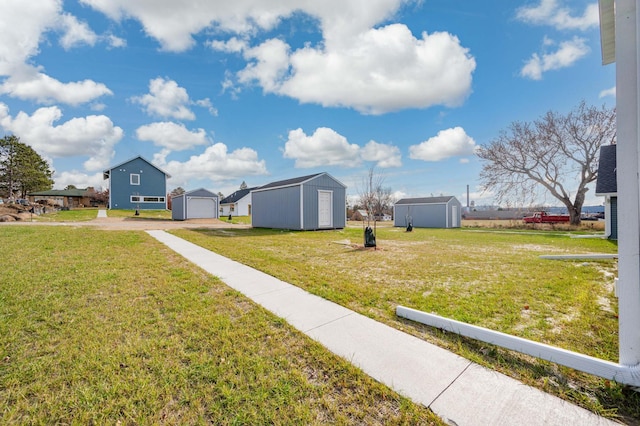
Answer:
[143,196,165,203]
[130,195,165,203]
[130,174,140,185]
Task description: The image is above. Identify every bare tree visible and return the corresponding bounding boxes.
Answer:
[170,187,186,197]
[477,101,616,225]
[357,167,395,246]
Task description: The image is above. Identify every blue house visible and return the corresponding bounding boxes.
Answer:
[103,156,170,210]
[252,172,346,230]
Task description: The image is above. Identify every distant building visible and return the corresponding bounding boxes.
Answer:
[394,196,462,228]
[595,144,617,240]
[28,188,93,208]
[220,187,256,217]
[103,156,170,210]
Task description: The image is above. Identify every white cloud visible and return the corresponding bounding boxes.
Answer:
[156,144,268,184]
[236,38,291,93]
[0,68,113,105]
[136,122,209,151]
[208,37,248,53]
[131,77,196,120]
[283,127,360,168]
[230,24,475,114]
[105,34,127,48]
[0,103,123,171]
[195,98,218,116]
[0,0,59,74]
[283,25,475,114]
[599,86,616,98]
[53,170,105,190]
[361,141,402,168]
[0,0,113,105]
[80,0,292,51]
[409,127,477,162]
[516,0,599,31]
[81,0,474,114]
[520,37,589,80]
[282,127,403,168]
[58,13,98,49]
[80,0,408,52]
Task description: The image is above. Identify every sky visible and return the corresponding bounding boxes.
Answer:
[0,0,615,207]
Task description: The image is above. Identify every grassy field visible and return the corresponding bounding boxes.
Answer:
[30,208,100,222]
[0,226,441,425]
[98,209,173,219]
[170,224,640,423]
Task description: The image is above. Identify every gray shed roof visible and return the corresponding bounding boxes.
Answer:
[396,196,455,205]
[595,144,617,195]
[220,187,257,204]
[254,172,345,192]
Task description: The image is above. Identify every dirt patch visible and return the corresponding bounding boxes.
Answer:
[0,208,252,231]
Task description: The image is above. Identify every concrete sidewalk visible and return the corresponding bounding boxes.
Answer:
[147,230,617,426]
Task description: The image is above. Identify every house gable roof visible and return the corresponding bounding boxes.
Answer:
[102,155,171,179]
[220,187,257,204]
[595,144,617,195]
[395,196,456,205]
[253,172,346,192]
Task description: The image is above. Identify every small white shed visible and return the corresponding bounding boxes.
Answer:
[394,196,462,228]
[171,188,219,221]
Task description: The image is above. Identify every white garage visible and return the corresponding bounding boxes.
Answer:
[171,188,219,221]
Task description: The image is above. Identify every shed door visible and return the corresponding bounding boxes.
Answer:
[188,197,216,219]
[318,190,332,228]
[452,205,459,227]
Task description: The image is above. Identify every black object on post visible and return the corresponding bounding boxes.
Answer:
[364,226,376,247]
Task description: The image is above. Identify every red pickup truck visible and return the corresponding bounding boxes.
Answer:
[523,211,570,223]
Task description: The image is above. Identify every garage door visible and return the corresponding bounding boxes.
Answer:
[187,197,216,219]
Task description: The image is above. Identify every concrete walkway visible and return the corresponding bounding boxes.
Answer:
[147,230,617,426]
[97,209,107,218]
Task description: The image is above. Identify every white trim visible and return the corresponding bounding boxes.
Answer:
[300,185,304,229]
[397,306,640,387]
[615,0,640,366]
[130,173,140,185]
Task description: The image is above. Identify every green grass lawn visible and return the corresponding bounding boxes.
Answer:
[101,209,172,219]
[170,225,640,423]
[34,208,100,222]
[0,226,440,425]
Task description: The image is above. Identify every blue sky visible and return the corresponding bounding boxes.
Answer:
[0,0,614,206]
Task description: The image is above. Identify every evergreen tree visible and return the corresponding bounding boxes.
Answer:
[0,135,54,199]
